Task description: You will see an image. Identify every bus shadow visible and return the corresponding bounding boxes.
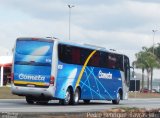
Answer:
[33,100,123,106]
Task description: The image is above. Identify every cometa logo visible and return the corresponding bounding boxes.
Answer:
[19,74,45,81]
[98,70,112,79]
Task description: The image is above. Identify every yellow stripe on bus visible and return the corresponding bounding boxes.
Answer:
[14,81,47,86]
[75,50,97,88]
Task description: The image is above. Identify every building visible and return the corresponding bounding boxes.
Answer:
[131,72,160,92]
[0,56,12,87]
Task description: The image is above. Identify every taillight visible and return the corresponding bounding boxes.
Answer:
[50,76,55,85]
[11,73,14,83]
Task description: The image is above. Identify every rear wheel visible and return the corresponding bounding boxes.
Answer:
[26,96,34,104]
[73,88,80,105]
[112,92,120,104]
[59,88,71,105]
[83,100,90,104]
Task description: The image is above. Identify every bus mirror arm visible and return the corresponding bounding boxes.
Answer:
[130,66,135,78]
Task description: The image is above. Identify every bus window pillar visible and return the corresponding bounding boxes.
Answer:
[0,66,4,87]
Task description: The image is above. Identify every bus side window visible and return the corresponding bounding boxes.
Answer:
[88,51,100,67]
[80,48,92,65]
[99,51,107,68]
[108,54,116,69]
[58,44,63,62]
[115,55,123,71]
[58,44,72,64]
[71,47,80,64]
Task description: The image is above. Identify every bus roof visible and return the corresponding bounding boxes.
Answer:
[16,37,128,57]
[57,40,127,57]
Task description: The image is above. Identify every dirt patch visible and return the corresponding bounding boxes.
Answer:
[0,87,24,99]
[1,86,160,99]
[129,92,160,98]
[0,108,160,118]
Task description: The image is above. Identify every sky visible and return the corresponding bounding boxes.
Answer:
[0,0,160,78]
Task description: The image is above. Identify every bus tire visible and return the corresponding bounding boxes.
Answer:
[112,92,120,104]
[26,96,34,104]
[59,88,71,105]
[83,100,90,104]
[73,88,80,105]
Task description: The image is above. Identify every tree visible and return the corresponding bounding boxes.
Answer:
[134,51,146,90]
[146,45,160,91]
[154,44,160,60]
[134,47,160,90]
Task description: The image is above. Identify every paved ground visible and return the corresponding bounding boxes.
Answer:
[0,98,160,112]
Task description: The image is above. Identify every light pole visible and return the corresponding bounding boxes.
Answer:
[152,30,158,54]
[132,63,137,98]
[68,5,74,41]
[151,30,158,92]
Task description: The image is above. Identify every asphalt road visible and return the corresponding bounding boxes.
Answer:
[0,98,160,112]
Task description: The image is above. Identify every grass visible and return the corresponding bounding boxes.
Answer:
[0,87,24,99]
[129,92,160,98]
[0,86,160,99]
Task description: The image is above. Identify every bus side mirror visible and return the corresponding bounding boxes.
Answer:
[130,66,135,78]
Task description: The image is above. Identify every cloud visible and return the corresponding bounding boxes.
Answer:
[73,1,160,32]
[0,0,68,21]
[133,0,160,4]
[0,0,160,64]
[1,0,160,31]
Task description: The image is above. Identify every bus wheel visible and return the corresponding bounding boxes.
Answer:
[26,96,34,104]
[83,100,90,104]
[59,88,71,105]
[73,88,80,105]
[112,92,120,104]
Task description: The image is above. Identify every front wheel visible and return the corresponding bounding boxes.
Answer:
[112,92,120,104]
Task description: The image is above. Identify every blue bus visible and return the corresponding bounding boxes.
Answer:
[11,37,130,105]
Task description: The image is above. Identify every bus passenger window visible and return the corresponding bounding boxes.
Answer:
[72,47,80,64]
[115,55,123,71]
[99,51,108,68]
[58,44,72,64]
[80,48,92,65]
[108,54,116,69]
[89,51,100,67]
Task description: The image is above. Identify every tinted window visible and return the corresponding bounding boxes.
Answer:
[80,48,92,65]
[99,51,107,68]
[88,51,99,67]
[72,47,81,64]
[108,54,116,69]
[115,54,123,70]
[58,44,72,64]
[58,43,125,71]
[58,44,92,65]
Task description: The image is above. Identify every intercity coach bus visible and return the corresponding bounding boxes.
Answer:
[11,37,130,105]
